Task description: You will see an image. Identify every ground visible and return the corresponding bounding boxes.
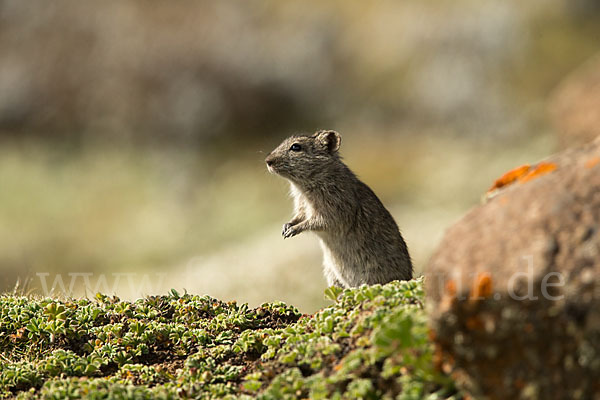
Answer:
[0,279,460,399]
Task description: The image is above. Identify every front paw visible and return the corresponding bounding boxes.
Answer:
[282,223,299,239]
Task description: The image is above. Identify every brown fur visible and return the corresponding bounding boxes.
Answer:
[265,130,413,287]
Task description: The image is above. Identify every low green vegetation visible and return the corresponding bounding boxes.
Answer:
[0,278,460,399]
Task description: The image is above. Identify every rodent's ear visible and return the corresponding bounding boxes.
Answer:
[317,130,341,154]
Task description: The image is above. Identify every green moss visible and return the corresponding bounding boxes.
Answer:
[0,279,460,399]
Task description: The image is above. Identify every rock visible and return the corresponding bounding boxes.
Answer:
[426,136,600,399]
[550,53,600,149]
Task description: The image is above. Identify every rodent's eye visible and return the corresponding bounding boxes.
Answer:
[289,143,302,152]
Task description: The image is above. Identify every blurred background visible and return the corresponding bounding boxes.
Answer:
[1,0,600,312]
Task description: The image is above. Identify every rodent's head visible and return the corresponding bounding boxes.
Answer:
[265,130,342,181]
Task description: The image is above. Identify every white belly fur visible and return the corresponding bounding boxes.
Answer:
[319,239,349,287]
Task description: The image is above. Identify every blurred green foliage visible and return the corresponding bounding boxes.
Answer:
[0,1,599,309]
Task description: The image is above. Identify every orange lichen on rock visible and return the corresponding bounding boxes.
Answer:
[440,279,458,311]
[519,161,557,183]
[433,344,455,374]
[488,164,531,192]
[432,344,443,370]
[487,161,558,196]
[470,272,493,300]
[465,315,484,331]
[445,279,457,297]
[585,156,600,169]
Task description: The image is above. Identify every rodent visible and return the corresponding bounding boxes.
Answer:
[265,129,413,287]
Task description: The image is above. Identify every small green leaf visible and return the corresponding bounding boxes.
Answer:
[324,286,343,301]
